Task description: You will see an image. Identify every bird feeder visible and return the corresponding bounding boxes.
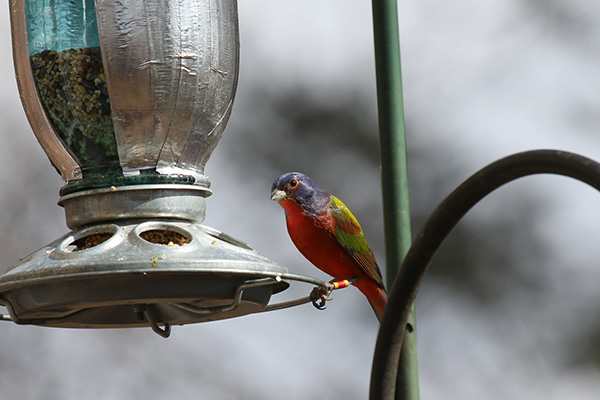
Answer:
[0,0,296,336]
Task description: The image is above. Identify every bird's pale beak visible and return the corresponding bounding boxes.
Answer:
[270,189,287,202]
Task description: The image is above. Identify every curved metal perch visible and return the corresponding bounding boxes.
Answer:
[370,149,600,399]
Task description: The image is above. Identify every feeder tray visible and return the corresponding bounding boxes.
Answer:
[0,219,295,336]
[0,218,334,337]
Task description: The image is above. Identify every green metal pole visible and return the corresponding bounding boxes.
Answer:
[371,0,420,399]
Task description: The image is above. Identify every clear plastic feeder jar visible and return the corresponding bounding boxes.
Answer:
[11,0,239,193]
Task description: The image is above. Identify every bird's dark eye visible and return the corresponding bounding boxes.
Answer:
[289,179,299,189]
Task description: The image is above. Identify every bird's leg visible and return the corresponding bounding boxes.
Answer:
[310,282,334,310]
[310,278,359,310]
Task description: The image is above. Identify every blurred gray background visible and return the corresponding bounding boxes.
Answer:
[1,0,600,398]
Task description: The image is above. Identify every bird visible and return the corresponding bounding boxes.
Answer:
[270,172,387,322]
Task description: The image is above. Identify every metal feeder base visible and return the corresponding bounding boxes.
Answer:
[0,220,290,336]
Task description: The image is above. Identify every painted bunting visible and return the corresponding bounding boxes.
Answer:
[271,172,387,322]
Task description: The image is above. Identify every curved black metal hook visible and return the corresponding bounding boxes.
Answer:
[370,150,600,399]
[143,305,171,338]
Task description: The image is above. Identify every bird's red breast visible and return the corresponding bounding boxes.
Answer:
[279,198,373,283]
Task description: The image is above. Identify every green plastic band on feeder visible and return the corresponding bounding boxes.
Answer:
[59,169,201,196]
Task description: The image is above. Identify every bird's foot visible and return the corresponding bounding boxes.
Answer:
[310,283,334,310]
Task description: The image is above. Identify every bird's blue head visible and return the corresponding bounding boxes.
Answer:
[271,172,330,214]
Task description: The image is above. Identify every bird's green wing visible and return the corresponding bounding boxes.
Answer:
[330,195,385,287]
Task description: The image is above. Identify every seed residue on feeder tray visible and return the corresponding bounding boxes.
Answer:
[140,229,191,247]
[70,232,112,251]
[30,46,118,167]
[151,255,166,267]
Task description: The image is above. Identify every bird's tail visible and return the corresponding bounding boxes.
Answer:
[355,281,387,323]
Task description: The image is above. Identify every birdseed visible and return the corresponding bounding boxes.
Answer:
[139,229,191,246]
[30,46,119,170]
[71,232,112,251]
